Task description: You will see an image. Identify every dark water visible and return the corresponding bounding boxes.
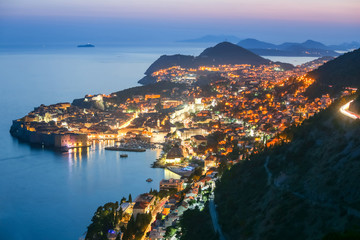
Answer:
[0,45,199,240]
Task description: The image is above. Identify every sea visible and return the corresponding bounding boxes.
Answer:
[0,43,317,240]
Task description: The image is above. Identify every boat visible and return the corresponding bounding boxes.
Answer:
[77,43,95,48]
[60,146,69,152]
[105,146,146,152]
[146,178,153,182]
[120,154,128,158]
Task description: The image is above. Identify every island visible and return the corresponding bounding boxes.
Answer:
[237,38,347,57]
[77,43,95,48]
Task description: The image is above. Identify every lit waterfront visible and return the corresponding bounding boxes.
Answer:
[0,139,166,240]
[0,46,193,240]
[0,45,321,240]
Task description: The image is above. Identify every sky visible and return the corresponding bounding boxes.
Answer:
[0,0,359,45]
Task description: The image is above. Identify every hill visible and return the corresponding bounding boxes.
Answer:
[196,42,271,66]
[328,41,360,51]
[306,48,360,98]
[237,38,277,49]
[144,54,196,75]
[139,42,273,85]
[238,39,340,57]
[214,96,360,240]
[301,39,329,49]
[72,82,188,109]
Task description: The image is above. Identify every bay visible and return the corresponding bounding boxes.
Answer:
[0,45,197,240]
[0,45,315,239]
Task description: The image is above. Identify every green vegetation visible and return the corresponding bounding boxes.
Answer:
[306,48,360,98]
[179,204,217,240]
[85,202,122,240]
[164,226,178,239]
[109,82,187,104]
[213,95,360,239]
[122,213,152,240]
[323,229,360,240]
[227,140,240,160]
[149,188,177,199]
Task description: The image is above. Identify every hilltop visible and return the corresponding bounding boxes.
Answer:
[196,42,270,66]
[139,42,280,85]
[306,48,360,98]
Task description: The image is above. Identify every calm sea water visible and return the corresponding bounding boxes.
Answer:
[263,56,317,66]
[0,45,316,240]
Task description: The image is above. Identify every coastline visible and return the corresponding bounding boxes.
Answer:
[5,42,346,239]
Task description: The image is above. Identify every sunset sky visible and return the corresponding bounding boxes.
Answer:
[0,0,359,45]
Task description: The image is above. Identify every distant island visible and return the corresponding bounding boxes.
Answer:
[237,38,360,52]
[237,39,341,57]
[77,43,95,48]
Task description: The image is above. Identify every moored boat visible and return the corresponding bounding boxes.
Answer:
[105,146,146,152]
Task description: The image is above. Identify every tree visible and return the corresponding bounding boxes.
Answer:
[128,194,132,203]
[155,101,163,112]
[228,143,240,160]
[85,202,122,240]
[164,227,177,239]
[179,203,217,240]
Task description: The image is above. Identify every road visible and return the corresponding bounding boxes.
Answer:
[209,197,226,240]
[339,100,360,119]
[119,112,138,129]
[264,156,272,186]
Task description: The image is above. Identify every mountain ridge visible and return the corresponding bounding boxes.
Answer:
[139,42,274,85]
[305,48,360,98]
[238,38,360,51]
[237,38,360,57]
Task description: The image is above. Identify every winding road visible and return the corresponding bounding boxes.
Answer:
[209,197,226,240]
[339,100,360,119]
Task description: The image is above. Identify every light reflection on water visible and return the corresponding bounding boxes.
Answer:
[0,136,166,240]
[0,46,313,240]
[0,46,199,240]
